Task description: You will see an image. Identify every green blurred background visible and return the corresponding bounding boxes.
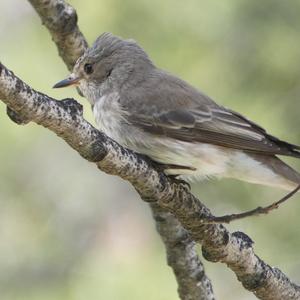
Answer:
[1,1,300,299]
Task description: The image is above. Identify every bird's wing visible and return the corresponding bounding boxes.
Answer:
[121,72,300,158]
[121,70,300,157]
[127,104,300,157]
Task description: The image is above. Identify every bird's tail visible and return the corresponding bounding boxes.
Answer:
[246,154,300,191]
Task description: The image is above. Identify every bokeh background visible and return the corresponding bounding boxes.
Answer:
[1,1,300,299]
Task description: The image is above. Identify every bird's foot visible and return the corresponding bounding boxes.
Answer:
[168,175,191,190]
[151,162,194,189]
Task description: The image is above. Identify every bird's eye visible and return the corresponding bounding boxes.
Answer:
[84,63,93,75]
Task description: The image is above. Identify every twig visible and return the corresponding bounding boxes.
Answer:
[204,184,300,224]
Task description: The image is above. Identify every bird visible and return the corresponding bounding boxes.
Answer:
[53,32,300,191]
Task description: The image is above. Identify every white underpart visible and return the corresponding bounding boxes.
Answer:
[93,93,294,190]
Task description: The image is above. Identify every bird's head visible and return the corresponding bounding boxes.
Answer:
[53,32,154,104]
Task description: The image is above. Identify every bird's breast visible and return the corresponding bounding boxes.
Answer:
[93,92,129,142]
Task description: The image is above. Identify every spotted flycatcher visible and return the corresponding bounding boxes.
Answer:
[54,33,300,190]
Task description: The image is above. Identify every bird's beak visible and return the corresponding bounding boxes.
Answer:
[53,73,81,88]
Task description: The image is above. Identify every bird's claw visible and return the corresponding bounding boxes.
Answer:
[168,175,191,190]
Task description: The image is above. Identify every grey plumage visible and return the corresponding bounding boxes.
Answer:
[54,32,300,190]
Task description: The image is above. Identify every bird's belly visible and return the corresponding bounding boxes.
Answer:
[119,130,232,180]
[146,142,231,180]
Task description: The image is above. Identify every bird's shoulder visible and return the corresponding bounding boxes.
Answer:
[120,68,216,114]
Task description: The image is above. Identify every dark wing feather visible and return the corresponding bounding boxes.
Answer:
[120,69,300,158]
[129,106,300,158]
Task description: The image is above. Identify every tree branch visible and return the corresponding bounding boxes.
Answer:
[1,59,299,300]
[28,0,88,71]
[151,205,215,300]
[19,0,215,299]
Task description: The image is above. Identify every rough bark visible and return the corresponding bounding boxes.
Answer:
[1,60,300,299]
[151,205,215,300]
